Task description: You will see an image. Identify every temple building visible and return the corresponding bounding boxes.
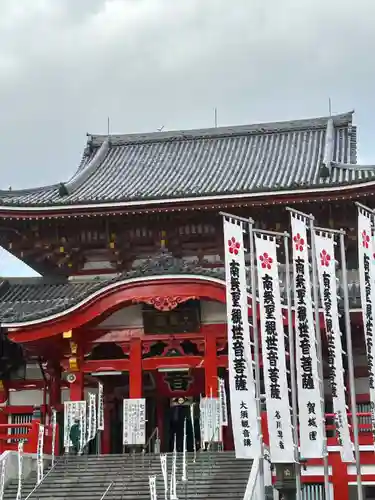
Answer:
[0,110,374,499]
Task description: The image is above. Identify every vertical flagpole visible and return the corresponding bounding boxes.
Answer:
[339,229,364,500]
[283,232,302,499]
[309,216,331,500]
[248,220,265,498]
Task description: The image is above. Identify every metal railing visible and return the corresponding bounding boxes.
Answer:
[24,454,68,500]
[143,426,160,454]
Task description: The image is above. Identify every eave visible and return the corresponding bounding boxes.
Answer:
[0,180,374,219]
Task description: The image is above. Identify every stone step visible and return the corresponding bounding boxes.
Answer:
[4,452,250,500]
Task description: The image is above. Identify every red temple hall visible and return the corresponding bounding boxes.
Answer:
[0,110,374,499]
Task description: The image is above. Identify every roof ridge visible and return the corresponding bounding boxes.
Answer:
[88,111,354,147]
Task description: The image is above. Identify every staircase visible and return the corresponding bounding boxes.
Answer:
[3,451,252,499]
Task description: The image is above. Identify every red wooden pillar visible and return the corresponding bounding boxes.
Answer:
[330,452,349,500]
[129,338,142,398]
[0,381,8,425]
[204,333,218,397]
[102,393,111,455]
[0,381,8,453]
[69,371,84,401]
[49,367,62,409]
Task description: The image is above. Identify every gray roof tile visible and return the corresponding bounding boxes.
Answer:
[0,111,373,208]
[0,264,362,326]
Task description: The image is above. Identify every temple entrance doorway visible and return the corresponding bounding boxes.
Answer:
[164,397,200,453]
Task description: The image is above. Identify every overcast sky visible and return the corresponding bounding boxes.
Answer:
[0,0,374,277]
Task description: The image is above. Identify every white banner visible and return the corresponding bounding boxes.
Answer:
[358,209,375,442]
[87,393,97,442]
[200,397,221,443]
[218,378,228,426]
[51,409,57,467]
[290,215,325,458]
[0,456,6,500]
[149,475,157,500]
[160,454,168,500]
[37,424,45,485]
[314,231,354,462]
[123,398,146,445]
[64,401,87,452]
[255,234,294,463]
[223,218,260,459]
[16,440,23,500]
[97,382,104,431]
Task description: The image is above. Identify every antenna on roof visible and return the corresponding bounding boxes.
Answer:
[214,108,218,128]
[107,117,110,136]
[328,98,332,116]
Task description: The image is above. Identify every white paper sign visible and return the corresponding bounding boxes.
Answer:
[218,378,228,426]
[97,382,104,431]
[37,424,45,485]
[87,393,97,442]
[255,234,295,463]
[291,215,325,458]
[315,231,354,462]
[223,218,260,459]
[122,398,146,445]
[51,409,57,467]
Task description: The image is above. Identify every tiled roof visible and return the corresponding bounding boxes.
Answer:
[1,111,374,208]
[0,251,226,324]
[0,265,362,326]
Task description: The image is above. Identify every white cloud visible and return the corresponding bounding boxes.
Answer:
[0,0,373,192]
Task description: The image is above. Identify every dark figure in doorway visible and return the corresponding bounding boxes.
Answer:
[69,418,80,455]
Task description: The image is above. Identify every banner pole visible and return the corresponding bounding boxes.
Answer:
[309,217,331,500]
[283,232,302,499]
[248,220,265,497]
[339,230,364,500]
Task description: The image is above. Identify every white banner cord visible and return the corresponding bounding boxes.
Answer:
[223,217,260,459]
[181,418,187,482]
[148,475,157,500]
[290,214,325,458]
[170,434,178,500]
[314,229,354,462]
[255,232,295,463]
[16,440,24,500]
[190,403,196,463]
[160,454,168,500]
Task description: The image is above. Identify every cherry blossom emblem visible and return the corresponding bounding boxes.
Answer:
[320,249,331,267]
[362,230,370,249]
[228,237,240,255]
[293,233,305,252]
[259,252,273,270]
